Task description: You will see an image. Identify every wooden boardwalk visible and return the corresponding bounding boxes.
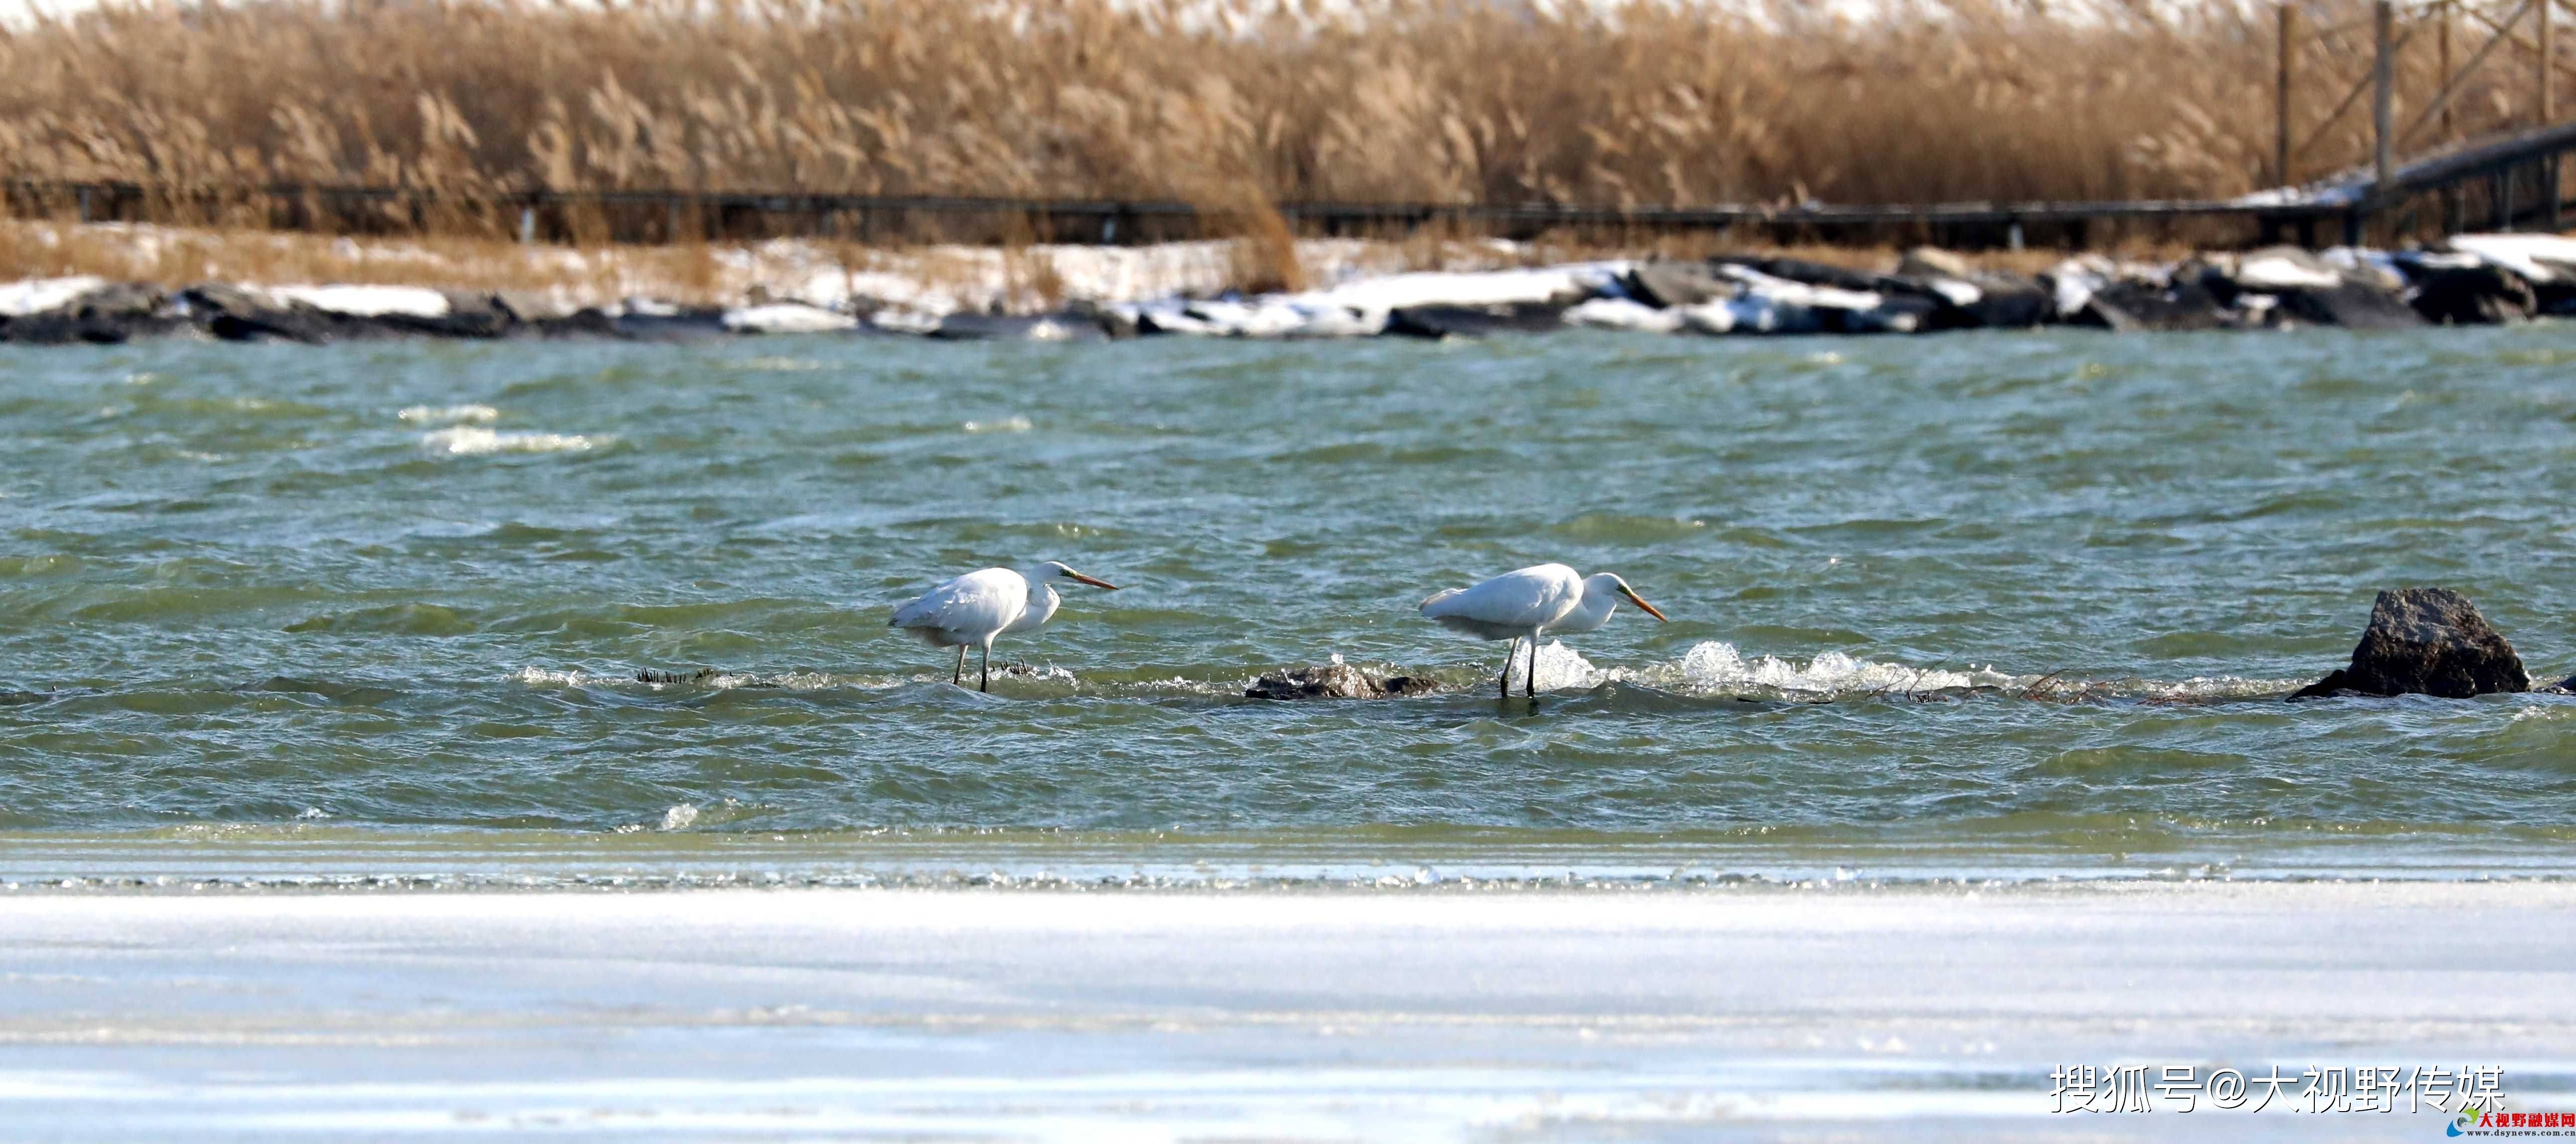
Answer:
[11,119,2576,250]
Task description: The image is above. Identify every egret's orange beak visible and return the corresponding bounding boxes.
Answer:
[1620,585,1669,621]
[1067,571,1121,590]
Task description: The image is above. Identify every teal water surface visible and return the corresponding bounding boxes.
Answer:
[4,327,2576,880]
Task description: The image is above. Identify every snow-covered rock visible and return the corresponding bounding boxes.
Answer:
[1300,264,1624,315]
[2231,247,2342,291]
[1564,296,1683,333]
[2442,233,2576,284]
[722,302,858,334]
[266,285,452,319]
[0,276,109,316]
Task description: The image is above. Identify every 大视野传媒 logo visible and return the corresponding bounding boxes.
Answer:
[2449,1107,2486,1136]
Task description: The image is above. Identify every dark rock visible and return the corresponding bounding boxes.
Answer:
[1624,261,1727,307]
[0,283,186,345]
[1383,302,1568,339]
[1246,663,1440,700]
[181,284,340,343]
[2289,587,2530,700]
[2073,278,2233,333]
[1740,257,1881,292]
[1065,299,1137,339]
[0,312,137,345]
[362,291,514,339]
[932,312,1111,342]
[529,308,623,338]
[2410,265,2537,325]
[1896,247,1975,280]
[2273,282,2425,330]
[1961,274,2053,328]
[1852,290,1940,334]
[612,308,731,341]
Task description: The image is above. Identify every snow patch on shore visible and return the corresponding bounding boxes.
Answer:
[0,276,107,316]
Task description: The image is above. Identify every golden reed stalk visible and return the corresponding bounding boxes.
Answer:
[0,0,2545,240]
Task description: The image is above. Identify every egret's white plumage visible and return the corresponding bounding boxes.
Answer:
[1421,563,1586,641]
[888,561,1119,691]
[1420,564,1667,698]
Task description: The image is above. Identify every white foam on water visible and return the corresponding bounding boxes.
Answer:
[1666,641,2019,697]
[2152,675,2307,701]
[511,667,588,688]
[420,427,606,455]
[659,804,699,831]
[962,416,1033,433]
[1500,640,1609,692]
[707,671,839,690]
[396,404,497,425]
[739,356,825,372]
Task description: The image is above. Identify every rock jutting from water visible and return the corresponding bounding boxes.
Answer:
[2290,587,2531,700]
[1245,663,1441,701]
[10,232,2576,347]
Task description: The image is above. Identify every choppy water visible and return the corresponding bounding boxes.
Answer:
[5,327,2576,881]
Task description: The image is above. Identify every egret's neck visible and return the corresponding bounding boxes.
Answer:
[1567,586,1618,628]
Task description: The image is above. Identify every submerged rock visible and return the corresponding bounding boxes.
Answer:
[636,667,723,685]
[2290,587,2530,700]
[1245,663,1440,700]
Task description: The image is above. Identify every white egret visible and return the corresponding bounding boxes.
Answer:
[1420,564,1669,698]
[888,562,1120,691]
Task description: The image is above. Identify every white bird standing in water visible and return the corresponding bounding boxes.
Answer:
[1419,564,1668,699]
[888,562,1120,692]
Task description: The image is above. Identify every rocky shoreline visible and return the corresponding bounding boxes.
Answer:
[6,234,2576,346]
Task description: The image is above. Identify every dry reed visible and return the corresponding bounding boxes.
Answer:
[1,0,2554,211]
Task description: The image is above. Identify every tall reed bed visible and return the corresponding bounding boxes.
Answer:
[0,0,2553,229]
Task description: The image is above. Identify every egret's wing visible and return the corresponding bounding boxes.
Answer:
[1428,566,1581,628]
[1419,586,1504,635]
[890,569,1023,632]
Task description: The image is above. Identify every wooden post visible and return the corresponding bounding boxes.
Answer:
[2544,0,2557,127]
[2278,2,2297,185]
[2440,0,2459,232]
[2545,0,2562,229]
[2439,0,2454,142]
[2374,0,2395,192]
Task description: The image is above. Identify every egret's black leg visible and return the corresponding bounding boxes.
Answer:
[954,645,966,686]
[1526,639,1539,698]
[1499,639,1515,700]
[979,645,991,693]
